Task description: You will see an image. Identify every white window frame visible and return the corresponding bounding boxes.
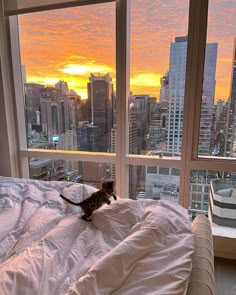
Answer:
[1,0,236,208]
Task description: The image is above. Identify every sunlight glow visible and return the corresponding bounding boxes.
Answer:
[131,73,162,87]
[60,64,114,75]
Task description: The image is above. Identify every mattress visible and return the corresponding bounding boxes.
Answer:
[0,176,194,295]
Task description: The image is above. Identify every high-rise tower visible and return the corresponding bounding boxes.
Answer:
[129,94,149,153]
[166,36,187,153]
[87,73,114,152]
[166,36,217,154]
[226,37,236,156]
[55,80,69,96]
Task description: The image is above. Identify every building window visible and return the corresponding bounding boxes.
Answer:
[171,168,180,176]
[129,165,179,202]
[147,167,157,174]
[159,167,170,175]
[197,0,236,159]
[129,0,189,156]
[19,2,115,154]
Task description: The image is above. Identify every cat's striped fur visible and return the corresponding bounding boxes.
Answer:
[60,181,117,221]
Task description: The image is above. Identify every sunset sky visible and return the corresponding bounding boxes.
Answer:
[19,0,236,102]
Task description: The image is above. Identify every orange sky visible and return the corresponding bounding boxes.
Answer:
[19,0,236,103]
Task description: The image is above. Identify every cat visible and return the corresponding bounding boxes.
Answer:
[59,180,117,221]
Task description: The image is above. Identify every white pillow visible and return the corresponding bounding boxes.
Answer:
[216,188,233,198]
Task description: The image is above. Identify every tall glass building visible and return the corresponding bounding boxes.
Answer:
[166,36,217,155]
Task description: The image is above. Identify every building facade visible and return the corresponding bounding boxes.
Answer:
[226,38,236,156]
[87,73,114,152]
[166,36,217,155]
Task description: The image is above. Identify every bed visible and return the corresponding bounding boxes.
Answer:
[0,176,214,295]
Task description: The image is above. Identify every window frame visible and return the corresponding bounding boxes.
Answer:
[0,0,236,208]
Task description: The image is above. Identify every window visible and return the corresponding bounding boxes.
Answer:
[197,0,236,159]
[159,167,170,175]
[29,158,113,186]
[1,0,236,239]
[190,169,236,215]
[147,166,157,174]
[171,168,180,176]
[19,2,116,154]
[129,1,189,157]
[129,165,179,202]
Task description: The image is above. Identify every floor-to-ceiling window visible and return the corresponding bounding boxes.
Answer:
[1,0,236,233]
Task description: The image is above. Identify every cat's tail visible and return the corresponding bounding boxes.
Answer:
[59,194,82,206]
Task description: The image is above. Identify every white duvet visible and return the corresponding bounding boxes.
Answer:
[0,176,194,295]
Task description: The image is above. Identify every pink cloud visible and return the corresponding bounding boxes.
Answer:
[19,0,236,100]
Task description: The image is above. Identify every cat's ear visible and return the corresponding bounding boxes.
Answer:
[102,181,107,189]
[102,180,114,190]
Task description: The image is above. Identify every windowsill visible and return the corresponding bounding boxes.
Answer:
[212,223,236,239]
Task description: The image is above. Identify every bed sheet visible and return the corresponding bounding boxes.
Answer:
[0,176,194,295]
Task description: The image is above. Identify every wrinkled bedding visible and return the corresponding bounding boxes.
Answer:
[0,176,194,295]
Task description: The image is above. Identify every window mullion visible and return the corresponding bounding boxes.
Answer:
[0,11,21,177]
[21,149,116,163]
[180,0,209,208]
[115,0,130,198]
[5,0,114,16]
[9,16,29,178]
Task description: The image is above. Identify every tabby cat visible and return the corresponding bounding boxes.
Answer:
[60,180,117,221]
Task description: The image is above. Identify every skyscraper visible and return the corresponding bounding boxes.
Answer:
[148,102,163,150]
[129,94,149,153]
[55,80,69,96]
[128,103,139,199]
[198,44,218,155]
[77,121,99,152]
[166,36,217,154]
[166,36,187,153]
[212,100,229,156]
[25,83,44,111]
[57,129,78,175]
[111,103,139,199]
[198,96,214,155]
[160,72,169,103]
[40,100,53,137]
[226,37,236,156]
[87,73,114,152]
[202,43,218,108]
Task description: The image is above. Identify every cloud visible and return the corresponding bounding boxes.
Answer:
[131,73,161,87]
[19,0,236,101]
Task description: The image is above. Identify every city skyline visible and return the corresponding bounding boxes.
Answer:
[18,0,236,102]
[24,30,236,210]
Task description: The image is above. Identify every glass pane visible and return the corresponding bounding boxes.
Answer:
[129,165,180,202]
[129,1,189,157]
[19,2,115,153]
[189,170,236,230]
[198,0,236,159]
[29,158,114,188]
[5,0,85,15]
